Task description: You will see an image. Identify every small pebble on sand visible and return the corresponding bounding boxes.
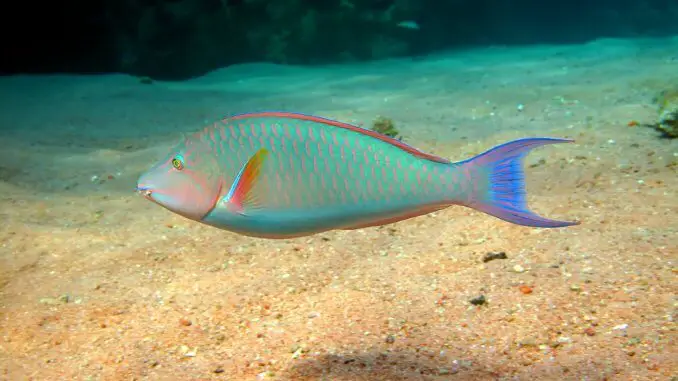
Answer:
[512,264,526,273]
[518,285,533,294]
[482,251,508,262]
[179,318,192,326]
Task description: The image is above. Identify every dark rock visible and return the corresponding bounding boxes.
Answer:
[470,295,486,306]
[482,251,508,263]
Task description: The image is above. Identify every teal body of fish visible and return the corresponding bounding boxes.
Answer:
[136,112,579,238]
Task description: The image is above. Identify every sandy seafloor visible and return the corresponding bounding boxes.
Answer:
[0,36,676,381]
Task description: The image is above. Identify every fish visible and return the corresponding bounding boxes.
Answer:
[396,20,420,30]
[136,112,579,239]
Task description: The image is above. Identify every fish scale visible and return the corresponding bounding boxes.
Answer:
[214,116,451,210]
[137,111,579,238]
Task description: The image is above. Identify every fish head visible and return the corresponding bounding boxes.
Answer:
[136,137,223,221]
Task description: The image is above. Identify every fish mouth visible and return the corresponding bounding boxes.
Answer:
[136,186,153,200]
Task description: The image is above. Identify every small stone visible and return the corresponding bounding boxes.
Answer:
[518,285,533,294]
[469,295,486,306]
[179,318,192,326]
[557,336,572,344]
[613,323,629,330]
[213,366,224,374]
[570,284,582,292]
[184,349,197,357]
[482,251,507,262]
[385,335,396,344]
[512,265,525,273]
[307,311,320,319]
[584,327,596,336]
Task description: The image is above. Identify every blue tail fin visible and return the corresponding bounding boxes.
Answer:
[459,137,579,228]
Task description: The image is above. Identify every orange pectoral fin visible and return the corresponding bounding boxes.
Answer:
[224,148,269,215]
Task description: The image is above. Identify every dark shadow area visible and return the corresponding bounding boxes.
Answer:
[282,350,495,381]
[1,0,677,80]
[281,346,630,380]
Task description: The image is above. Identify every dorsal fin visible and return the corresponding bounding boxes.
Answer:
[224,111,451,164]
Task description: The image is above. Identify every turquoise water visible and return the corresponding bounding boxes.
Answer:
[0,37,676,380]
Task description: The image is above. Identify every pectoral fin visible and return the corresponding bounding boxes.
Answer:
[223,148,269,215]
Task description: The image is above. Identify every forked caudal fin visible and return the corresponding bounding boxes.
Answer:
[459,137,579,228]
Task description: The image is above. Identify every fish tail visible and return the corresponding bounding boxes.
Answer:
[458,137,579,228]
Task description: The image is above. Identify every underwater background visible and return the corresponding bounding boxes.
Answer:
[1,0,677,380]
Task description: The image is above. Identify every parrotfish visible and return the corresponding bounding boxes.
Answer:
[136,112,578,239]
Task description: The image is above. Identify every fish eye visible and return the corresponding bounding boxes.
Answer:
[171,156,184,170]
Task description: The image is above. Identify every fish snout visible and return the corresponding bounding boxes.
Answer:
[136,185,153,200]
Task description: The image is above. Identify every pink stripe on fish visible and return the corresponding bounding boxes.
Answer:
[275,172,282,191]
